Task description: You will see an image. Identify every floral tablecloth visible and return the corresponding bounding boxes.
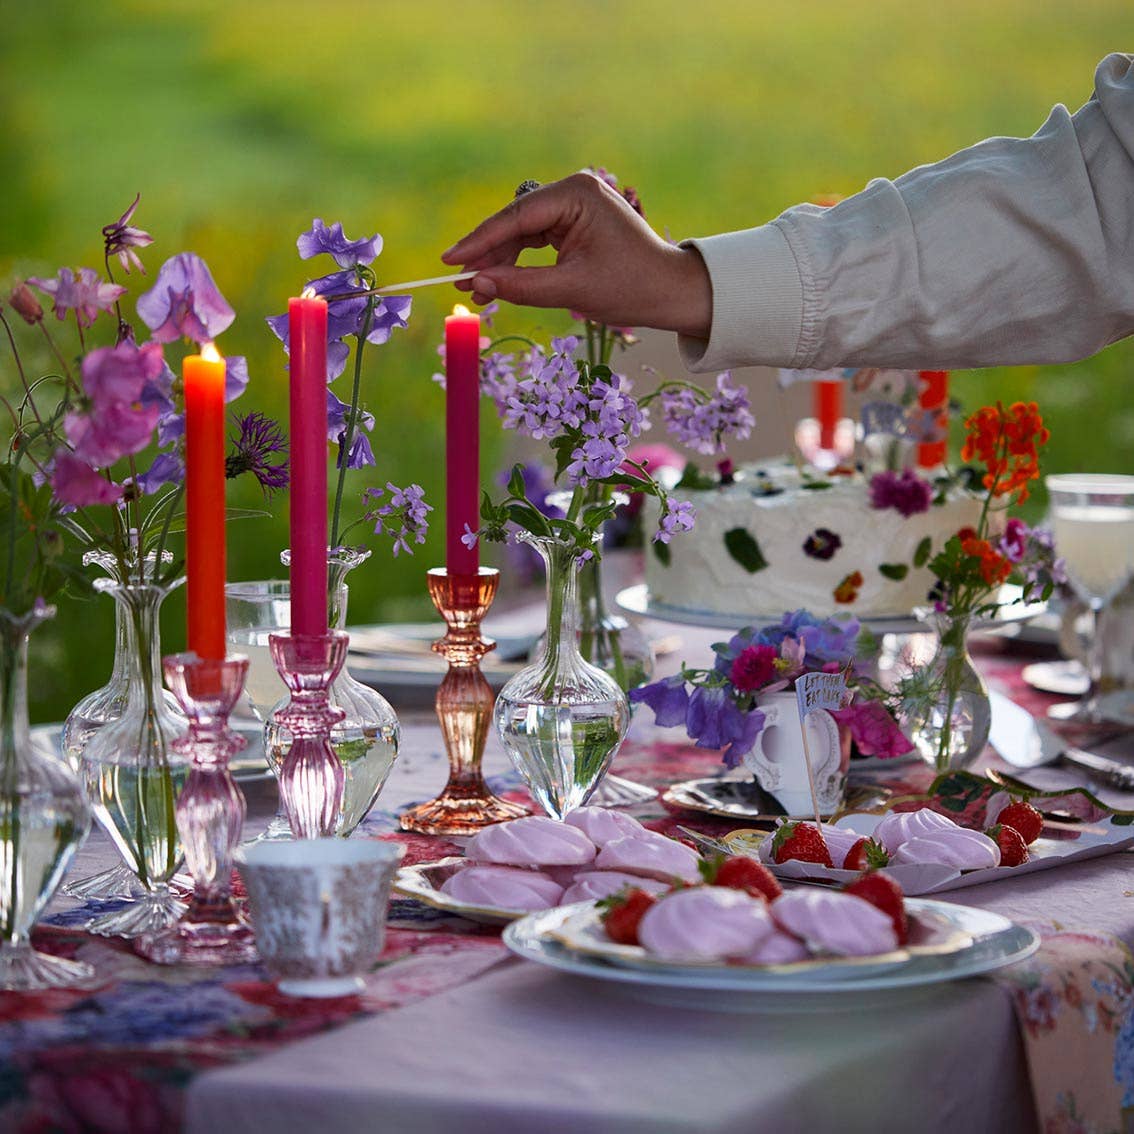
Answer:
[4,642,1134,1133]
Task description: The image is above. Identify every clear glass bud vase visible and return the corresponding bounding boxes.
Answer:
[265,547,399,835]
[901,611,991,772]
[0,604,95,990]
[82,578,190,937]
[494,533,631,819]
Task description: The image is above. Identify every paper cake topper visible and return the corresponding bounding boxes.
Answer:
[794,669,850,826]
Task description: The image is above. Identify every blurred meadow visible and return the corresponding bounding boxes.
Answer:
[1,0,1131,721]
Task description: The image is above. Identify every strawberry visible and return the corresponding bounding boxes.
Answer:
[770,821,833,867]
[843,871,909,945]
[841,836,890,872]
[995,799,1044,846]
[705,854,783,902]
[988,823,1029,867]
[599,887,657,946]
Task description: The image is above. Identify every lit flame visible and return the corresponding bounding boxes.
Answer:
[301,286,318,300]
[201,341,222,364]
[452,304,471,317]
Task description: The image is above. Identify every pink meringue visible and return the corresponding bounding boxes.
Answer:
[563,806,648,847]
[440,865,564,910]
[637,887,773,961]
[560,871,670,905]
[817,824,865,866]
[739,928,813,966]
[465,815,597,866]
[771,889,899,956]
[890,829,1001,869]
[594,832,702,883]
[873,808,961,854]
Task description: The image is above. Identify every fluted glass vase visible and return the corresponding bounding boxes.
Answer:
[0,604,95,990]
[82,578,189,937]
[62,551,184,900]
[900,611,991,772]
[259,548,399,836]
[494,533,631,819]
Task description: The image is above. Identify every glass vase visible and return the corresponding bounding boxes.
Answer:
[62,550,184,901]
[901,611,991,772]
[494,532,631,819]
[260,547,400,836]
[0,604,95,990]
[82,577,190,937]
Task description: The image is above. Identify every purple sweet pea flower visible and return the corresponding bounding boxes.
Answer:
[28,267,125,329]
[297,219,382,268]
[224,356,249,402]
[50,450,123,507]
[136,253,235,344]
[327,390,376,469]
[628,674,690,727]
[135,451,184,496]
[685,685,765,766]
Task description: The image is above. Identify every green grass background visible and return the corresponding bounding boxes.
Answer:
[1,0,1130,721]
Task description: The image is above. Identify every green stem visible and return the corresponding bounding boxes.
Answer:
[330,301,374,547]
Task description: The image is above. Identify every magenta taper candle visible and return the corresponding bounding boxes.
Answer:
[445,304,480,575]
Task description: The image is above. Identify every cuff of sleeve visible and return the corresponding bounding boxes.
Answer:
[676,225,804,372]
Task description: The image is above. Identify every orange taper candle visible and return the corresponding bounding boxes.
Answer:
[183,342,228,659]
[917,370,949,468]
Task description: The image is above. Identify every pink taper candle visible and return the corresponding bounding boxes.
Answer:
[445,304,480,575]
[288,291,329,636]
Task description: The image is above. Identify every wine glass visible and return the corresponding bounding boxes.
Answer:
[1045,473,1134,722]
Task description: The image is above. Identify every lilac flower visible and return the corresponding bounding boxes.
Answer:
[869,468,933,517]
[50,450,122,507]
[135,452,184,496]
[226,412,288,496]
[363,482,432,556]
[659,372,755,455]
[298,219,382,268]
[654,499,696,543]
[28,267,125,329]
[136,253,234,344]
[65,341,164,467]
[461,524,479,550]
[628,673,690,726]
[102,193,154,275]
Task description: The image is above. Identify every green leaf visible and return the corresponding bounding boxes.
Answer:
[724,528,768,573]
[507,464,528,498]
[878,563,909,581]
[652,539,671,567]
[913,536,932,567]
[674,462,716,491]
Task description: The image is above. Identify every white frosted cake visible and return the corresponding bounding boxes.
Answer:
[644,462,984,621]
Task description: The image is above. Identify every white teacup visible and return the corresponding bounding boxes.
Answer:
[741,690,847,816]
[236,838,404,998]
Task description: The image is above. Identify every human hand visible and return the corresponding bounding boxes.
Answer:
[441,172,712,339]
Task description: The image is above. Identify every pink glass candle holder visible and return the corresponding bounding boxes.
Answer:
[135,653,257,966]
[400,568,528,835]
[268,631,348,838]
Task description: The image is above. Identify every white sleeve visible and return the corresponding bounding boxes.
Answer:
[678,52,1134,372]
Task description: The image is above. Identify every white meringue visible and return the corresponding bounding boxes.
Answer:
[771,889,898,957]
[637,887,773,961]
[465,815,597,866]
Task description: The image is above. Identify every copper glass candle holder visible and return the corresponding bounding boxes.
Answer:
[399,568,528,835]
[268,630,349,839]
[135,653,257,966]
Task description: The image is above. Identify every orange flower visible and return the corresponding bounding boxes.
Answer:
[961,537,1012,588]
[960,401,1049,503]
[834,570,864,604]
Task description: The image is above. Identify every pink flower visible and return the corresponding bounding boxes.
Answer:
[998,517,1030,563]
[831,699,914,758]
[27,267,125,329]
[729,644,778,692]
[50,450,122,507]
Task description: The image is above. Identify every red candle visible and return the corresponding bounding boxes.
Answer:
[288,292,329,636]
[183,342,227,659]
[917,370,949,468]
[445,304,480,576]
[814,378,843,451]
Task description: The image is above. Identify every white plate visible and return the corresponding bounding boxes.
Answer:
[741,809,1134,895]
[394,858,529,925]
[503,899,1038,999]
[616,583,1044,636]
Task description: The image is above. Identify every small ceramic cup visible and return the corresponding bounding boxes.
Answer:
[740,690,847,817]
[235,838,404,998]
